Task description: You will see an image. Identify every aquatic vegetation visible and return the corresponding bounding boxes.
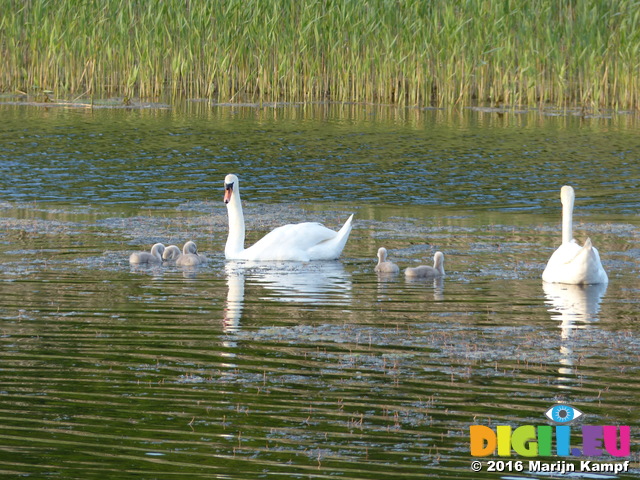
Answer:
[1,0,639,108]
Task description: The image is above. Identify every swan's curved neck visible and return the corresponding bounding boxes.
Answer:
[225,190,246,258]
[561,193,574,244]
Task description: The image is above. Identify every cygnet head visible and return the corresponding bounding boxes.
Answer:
[224,174,239,205]
[433,251,445,274]
[183,241,198,255]
[163,245,181,261]
[377,247,388,262]
[151,243,165,256]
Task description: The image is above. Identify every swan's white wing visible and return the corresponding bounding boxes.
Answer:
[242,222,338,261]
[544,241,582,266]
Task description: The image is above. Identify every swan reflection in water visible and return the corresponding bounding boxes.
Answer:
[224,265,245,334]
[223,260,352,332]
[543,281,608,386]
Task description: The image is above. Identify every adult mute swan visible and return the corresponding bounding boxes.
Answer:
[129,243,165,264]
[374,247,399,274]
[542,185,608,285]
[404,251,445,278]
[223,174,354,261]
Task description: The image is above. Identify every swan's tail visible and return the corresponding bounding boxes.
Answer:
[334,214,354,252]
[338,214,354,236]
[308,214,354,260]
[581,238,608,283]
[565,237,609,285]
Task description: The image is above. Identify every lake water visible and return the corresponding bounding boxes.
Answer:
[0,101,639,479]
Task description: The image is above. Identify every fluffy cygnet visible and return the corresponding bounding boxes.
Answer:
[404,251,445,278]
[129,243,165,264]
[374,247,399,274]
[176,241,207,266]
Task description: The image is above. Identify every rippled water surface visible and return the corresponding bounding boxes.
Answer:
[1,103,639,479]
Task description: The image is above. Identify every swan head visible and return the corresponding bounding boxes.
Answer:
[224,174,239,205]
[560,185,575,206]
[377,247,388,261]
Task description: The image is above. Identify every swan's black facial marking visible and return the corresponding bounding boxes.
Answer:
[224,182,234,204]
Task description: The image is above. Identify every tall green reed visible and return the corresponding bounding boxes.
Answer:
[1,0,638,108]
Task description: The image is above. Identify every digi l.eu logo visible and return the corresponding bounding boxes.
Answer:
[470,404,630,458]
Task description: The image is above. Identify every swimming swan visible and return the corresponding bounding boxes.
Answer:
[404,251,445,278]
[129,243,165,264]
[374,247,399,274]
[542,185,608,285]
[223,174,354,261]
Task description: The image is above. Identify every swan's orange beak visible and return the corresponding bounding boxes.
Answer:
[224,182,233,204]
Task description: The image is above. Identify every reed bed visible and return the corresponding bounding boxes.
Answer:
[1,0,639,108]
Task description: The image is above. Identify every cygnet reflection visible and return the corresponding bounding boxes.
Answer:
[404,274,445,301]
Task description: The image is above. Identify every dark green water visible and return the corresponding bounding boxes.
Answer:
[0,102,639,479]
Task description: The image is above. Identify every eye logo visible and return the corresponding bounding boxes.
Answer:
[545,404,583,424]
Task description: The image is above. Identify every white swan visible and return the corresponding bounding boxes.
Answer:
[129,243,165,264]
[404,251,445,278]
[542,185,608,285]
[176,241,207,266]
[374,247,399,274]
[223,174,354,261]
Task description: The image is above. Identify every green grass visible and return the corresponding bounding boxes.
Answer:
[1,0,639,108]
